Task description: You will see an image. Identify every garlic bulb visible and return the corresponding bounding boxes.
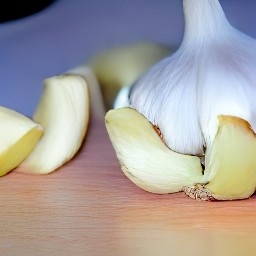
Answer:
[105,0,256,201]
[130,0,256,156]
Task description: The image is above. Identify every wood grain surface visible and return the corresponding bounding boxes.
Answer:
[1,108,256,256]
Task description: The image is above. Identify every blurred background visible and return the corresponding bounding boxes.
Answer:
[0,0,256,116]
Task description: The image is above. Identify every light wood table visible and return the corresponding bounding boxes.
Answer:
[1,108,256,256]
[1,1,256,254]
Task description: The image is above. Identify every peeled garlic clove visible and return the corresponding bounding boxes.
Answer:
[67,65,106,121]
[185,116,256,201]
[130,0,256,156]
[19,74,89,174]
[0,107,43,176]
[105,107,204,194]
[89,41,173,109]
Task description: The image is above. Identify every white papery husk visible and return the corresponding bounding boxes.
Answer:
[130,0,256,156]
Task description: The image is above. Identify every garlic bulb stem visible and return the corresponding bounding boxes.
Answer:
[182,0,230,44]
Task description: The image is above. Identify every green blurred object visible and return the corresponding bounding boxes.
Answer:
[89,41,174,110]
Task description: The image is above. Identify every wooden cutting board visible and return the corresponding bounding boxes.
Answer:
[1,106,256,256]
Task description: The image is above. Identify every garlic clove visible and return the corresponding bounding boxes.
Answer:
[67,65,106,121]
[185,116,256,201]
[18,74,89,174]
[0,107,43,176]
[89,41,173,110]
[105,107,204,194]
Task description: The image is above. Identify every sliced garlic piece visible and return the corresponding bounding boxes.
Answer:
[105,107,204,194]
[19,74,89,174]
[185,116,256,201]
[89,41,173,109]
[0,107,43,176]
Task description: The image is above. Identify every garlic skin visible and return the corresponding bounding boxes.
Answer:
[130,0,256,156]
[19,74,89,174]
[105,108,204,194]
[113,85,131,109]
